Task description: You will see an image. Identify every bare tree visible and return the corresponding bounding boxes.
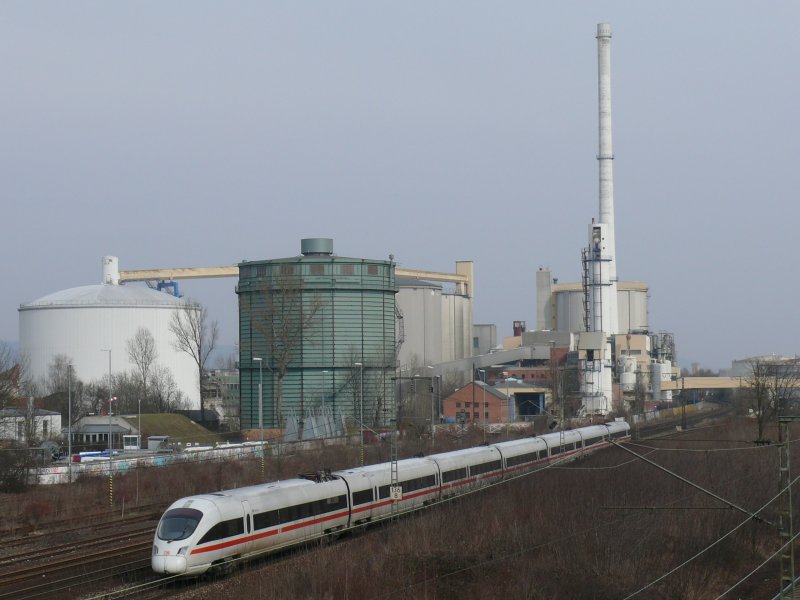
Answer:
[126,327,158,408]
[0,342,20,411]
[169,300,219,420]
[44,353,72,397]
[243,275,323,426]
[547,354,563,421]
[744,357,800,441]
[150,365,188,413]
[215,341,239,370]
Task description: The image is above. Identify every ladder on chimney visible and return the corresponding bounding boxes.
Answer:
[581,248,591,332]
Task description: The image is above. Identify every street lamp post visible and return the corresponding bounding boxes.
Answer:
[354,362,364,466]
[322,370,329,413]
[426,367,440,449]
[102,349,112,455]
[102,348,113,507]
[253,357,264,475]
[67,363,72,483]
[478,369,487,443]
[503,371,512,430]
[436,375,442,425]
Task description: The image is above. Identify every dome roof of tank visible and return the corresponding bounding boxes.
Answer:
[20,283,188,310]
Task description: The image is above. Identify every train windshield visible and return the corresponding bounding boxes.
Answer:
[157,508,204,541]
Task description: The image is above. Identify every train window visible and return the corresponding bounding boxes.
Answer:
[506,452,537,468]
[157,507,203,541]
[400,474,436,493]
[324,495,347,511]
[378,485,391,499]
[282,503,307,522]
[353,489,374,505]
[279,495,348,524]
[442,467,467,483]
[253,509,280,530]
[471,460,501,476]
[198,517,245,545]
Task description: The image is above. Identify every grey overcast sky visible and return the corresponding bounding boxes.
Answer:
[2,2,798,371]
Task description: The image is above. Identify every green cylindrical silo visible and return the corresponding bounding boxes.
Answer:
[237,239,396,430]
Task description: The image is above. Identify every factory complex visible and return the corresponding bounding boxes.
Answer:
[7,24,742,448]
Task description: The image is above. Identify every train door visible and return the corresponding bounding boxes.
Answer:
[241,500,253,554]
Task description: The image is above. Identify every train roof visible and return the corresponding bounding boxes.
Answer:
[334,456,433,477]
[186,478,319,502]
[428,445,500,462]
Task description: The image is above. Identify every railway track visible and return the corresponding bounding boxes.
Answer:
[0,523,157,570]
[0,541,152,600]
[0,502,164,549]
[0,529,154,600]
[635,403,734,439]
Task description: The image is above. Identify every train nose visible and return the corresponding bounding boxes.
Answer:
[152,544,188,575]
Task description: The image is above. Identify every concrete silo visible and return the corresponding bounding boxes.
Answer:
[396,278,443,370]
[18,256,200,407]
[545,281,648,335]
[237,239,396,429]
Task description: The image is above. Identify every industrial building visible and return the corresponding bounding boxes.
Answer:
[442,380,549,425]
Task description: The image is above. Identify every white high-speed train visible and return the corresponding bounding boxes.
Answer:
[152,421,630,576]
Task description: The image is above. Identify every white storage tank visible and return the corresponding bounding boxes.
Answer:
[396,278,443,369]
[18,257,200,408]
[618,356,638,392]
[650,359,673,403]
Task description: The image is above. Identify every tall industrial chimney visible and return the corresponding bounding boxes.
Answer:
[580,23,619,415]
[596,21,618,334]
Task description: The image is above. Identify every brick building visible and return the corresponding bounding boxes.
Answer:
[442,381,512,424]
[443,380,551,424]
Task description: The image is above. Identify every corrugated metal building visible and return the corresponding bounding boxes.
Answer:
[237,239,396,429]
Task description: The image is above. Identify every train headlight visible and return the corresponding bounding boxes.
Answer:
[178,546,189,556]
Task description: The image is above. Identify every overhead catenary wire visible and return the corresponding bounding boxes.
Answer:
[611,440,771,525]
[623,473,800,599]
[369,445,723,599]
